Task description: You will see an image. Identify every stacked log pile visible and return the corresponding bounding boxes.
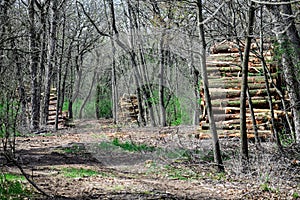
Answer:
[118,93,139,124]
[47,88,66,126]
[199,41,285,140]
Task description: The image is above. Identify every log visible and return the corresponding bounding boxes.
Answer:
[48,115,63,121]
[49,96,57,101]
[196,129,272,139]
[208,75,277,83]
[200,121,268,131]
[47,119,64,125]
[209,82,271,90]
[120,102,138,107]
[212,113,273,122]
[209,88,277,99]
[207,65,276,75]
[210,43,241,54]
[49,100,57,105]
[210,99,281,108]
[48,106,56,111]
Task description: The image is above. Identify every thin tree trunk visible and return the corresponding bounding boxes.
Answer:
[95,83,101,119]
[159,33,167,127]
[240,2,255,162]
[104,0,118,124]
[110,31,118,124]
[79,70,97,119]
[68,67,74,120]
[28,0,40,131]
[42,0,58,125]
[197,0,224,172]
[259,7,282,149]
[123,0,146,126]
[189,35,201,126]
[60,41,73,115]
[246,88,260,145]
[55,8,65,131]
[131,0,156,126]
[138,48,157,127]
[38,1,49,125]
[236,39,260,147]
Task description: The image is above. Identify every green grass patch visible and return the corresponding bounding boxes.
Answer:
[260,183,273,192]
[3,173,25,182]
[111,138,156,152]
[293,192,299,199]
[0,173,32,200]
[61,167,103,178]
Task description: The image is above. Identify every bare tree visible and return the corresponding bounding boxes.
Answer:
[28,0,41,131]
[197,0,224,172]
[239,1,256,162]
[265,1,300,143]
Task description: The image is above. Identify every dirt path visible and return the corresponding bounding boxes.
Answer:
[1,119,299,199]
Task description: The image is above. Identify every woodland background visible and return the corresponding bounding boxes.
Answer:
[1,0,300,199]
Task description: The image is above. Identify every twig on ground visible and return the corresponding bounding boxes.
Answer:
[2,152,53,198]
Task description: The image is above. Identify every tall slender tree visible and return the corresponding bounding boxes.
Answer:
[28,0,40,131]
[197,0,224,172]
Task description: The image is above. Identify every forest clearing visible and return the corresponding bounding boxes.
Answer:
[1,0,300,199]
[1,119,300,199]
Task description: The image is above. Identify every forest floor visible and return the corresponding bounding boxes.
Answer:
[1,119,300,199]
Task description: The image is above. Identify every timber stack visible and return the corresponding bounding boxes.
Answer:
[47,88,66,127]
[118,93,139,124]
[199,40,288,140]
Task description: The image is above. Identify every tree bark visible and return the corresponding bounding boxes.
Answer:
[122,0,146,126]
[197,0,224,172]
[42,0,58,125]
[259,7,282,149]
[28,0,40,131]
[267,4,300,142]
[240,2,255,162]
[159,32,167,127]
[55,8,65,131]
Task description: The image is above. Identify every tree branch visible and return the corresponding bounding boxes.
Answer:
[2,152,52,198]
[251,0,300,5]
[199,1,226,25]
[76,1,110,37]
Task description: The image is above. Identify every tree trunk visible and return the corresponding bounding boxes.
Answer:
[159,33,167,127]
[68,64,74,120]
[280,3,300,142]
[55,8,65,131]
[239,2,255,162]
[259,7,282,149]
[79,70,97,119]
[42,0,58,125]
[139,48,157,127]
[104,0,118,124]
[28,0,40,131]
[110,33,118,124]
[267,4,300,142]
[122,0,146,126]
[95,83,101,119]
[197,0,224,172]
[235,39,260,148]
[38,1,49,125]
[60,41,73,115]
